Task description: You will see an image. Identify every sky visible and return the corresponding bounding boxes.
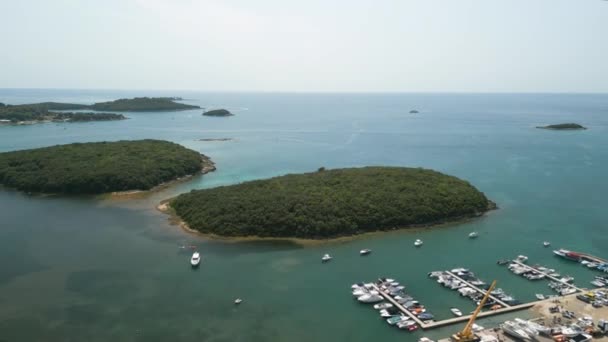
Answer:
[0,0,607,92]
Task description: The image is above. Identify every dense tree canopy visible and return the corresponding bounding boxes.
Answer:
[91,97,199,111]
[537,123,586,130]
[0,104,125,123]
[0,140,205,194]
[202,109,233,117]
[171,167,494,239]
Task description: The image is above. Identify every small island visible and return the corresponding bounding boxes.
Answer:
[0,140,214,194]
[0,103,125,125]
[536,123,587,130]
[90,97,199,111]
[409,110,419,114]
[166,167,495,239]
[202,109,233,117]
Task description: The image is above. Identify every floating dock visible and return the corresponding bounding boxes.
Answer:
[373,284,539,330]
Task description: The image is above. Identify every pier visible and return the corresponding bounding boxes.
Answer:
[373,284,538,330]
[510,260,583,292]
[445,271,511,308]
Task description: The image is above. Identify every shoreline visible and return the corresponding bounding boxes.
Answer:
[109,154,216,198]
[156,200,498,246]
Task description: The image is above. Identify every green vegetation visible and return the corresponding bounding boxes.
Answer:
[91,97,199,111]
[0,104,125,123]
[0,140,206,194]
[170,167,494,239]
[202,109,233,117]
[537,123,586,130]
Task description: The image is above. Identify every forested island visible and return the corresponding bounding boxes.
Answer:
[0,140,213,194]
[91,97,199,111]
[0,103,125,124]
[168,167,495,239]
[202,109,233,117]
[536,123,587,130]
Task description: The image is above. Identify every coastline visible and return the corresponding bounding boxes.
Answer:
[109,154,216,198]
[157,199,498,246]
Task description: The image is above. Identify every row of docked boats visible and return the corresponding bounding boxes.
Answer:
[351,278,430,332]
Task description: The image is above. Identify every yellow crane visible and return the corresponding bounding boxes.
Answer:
[451,280,497,342]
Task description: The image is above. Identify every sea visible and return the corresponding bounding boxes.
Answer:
[0,89,607,342]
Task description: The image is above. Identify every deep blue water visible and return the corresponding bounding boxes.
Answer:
[0,89,607,341]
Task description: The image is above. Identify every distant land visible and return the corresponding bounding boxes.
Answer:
[409,110,419,114]
[0,103,125,125]
[91,97,199,111]
[536,123,587,130]
[0,139,214,194]
[202,109,233,117]
[166,167,495,239]
[0,97,199,125]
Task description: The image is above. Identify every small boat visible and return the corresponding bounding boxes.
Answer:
[535,294,545,300]
[468,232,478,239]
[360,249,372,256]
[543,241,551,247]
[358,293,383,303]
[450,308,463,317]
[321,254,332,262]
[386,315,407,325]
[414,239,423,247]
[190,252,201,267]
[516,255,528,263]
[234,298,243,305]
[373,302,393,310]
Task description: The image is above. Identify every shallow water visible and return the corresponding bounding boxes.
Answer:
[0,90,607,341]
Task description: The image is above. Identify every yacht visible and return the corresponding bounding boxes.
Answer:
[535,294,545,300]
[450,308,463,317]
[321,254,332,262]
[501,321,533,341]
[553,249,582,261]
[414,239,423,247]
[516,255,529,263]
[543,241,551,247]
[386,315,408,325]
[358,293,383,303]
[190,252,201,267]
[360,249,372,256]
[234,298,243,305]
[469,232,479,239]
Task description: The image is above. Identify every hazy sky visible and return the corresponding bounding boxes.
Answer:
[1,0,607,92]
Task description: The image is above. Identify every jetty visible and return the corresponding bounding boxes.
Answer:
[510,260,583,292]
[373,284,537,330]
[445,271,510,308]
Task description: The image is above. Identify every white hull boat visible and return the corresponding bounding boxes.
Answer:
[469,232,478,239]
[190,252,201,267]
[360,249,372,256]
[321,254,332,262]
[358,293,383,303]
[374,302,393,310]
[450,308,462,317]
[414,239,423,247]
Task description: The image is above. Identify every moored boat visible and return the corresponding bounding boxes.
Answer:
[360,249,372,256]
[450,308,462,317]
[414,239,423,247]
[468,232,478,239]
[543,241,551,247]
[321,253,332,262]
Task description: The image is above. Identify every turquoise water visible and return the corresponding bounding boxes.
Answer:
[1,90,607,341]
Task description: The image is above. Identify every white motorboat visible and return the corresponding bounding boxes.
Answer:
[360,249,372,256]
[419,338,435,342]
[321,254,332,262]
[373,302,393,310]
[472,323,484,332]
[352,288,369,297]
[358,293,383,303]
[234,298,243,305]
[450,308,463,317]
[560,288,577,296]
[535,294,545,300]
[397,320,416,329]
[190,252,201,267]
[543,241,551,247]
[516,255,528,263]
[469,232,478,239]
[414,239,423,247]
[501,321,532,341]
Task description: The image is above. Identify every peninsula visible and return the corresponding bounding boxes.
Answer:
[0,103,125,124]
[168,166,495,239]
[0,140,213,194]
[536,123,587,130]
[202,109,233,117]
